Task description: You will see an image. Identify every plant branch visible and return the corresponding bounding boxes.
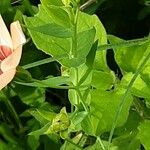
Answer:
[80,0,97,11]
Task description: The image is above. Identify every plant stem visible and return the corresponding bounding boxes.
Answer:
[80,0,97,11]
[22,57,56,69]
[99,35,150,51]
[107,50,150,149]
[97,136,106,150]
[76,88,89,112]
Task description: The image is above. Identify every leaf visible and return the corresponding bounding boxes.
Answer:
[24,4,101,67]
[69,111,88,132]
[27,135,40,150]
[108,35,150,73]
[120,72,150,100]
[68,63,93,105]
[24,5,71,64]
[137,120,150,150]
[28,108,56,125]
[77,12,108,71]
[15,76,70,88]
[90,88,133,135]
[60,133,83,150]
[12,68,45,106]
[14,68,70,88]
[27,23,73,38]
[92,70,115,90]
[12,84,45,106]
[29,123,51,136]
[86,40,98,68]
[42,0,64,6]
[59,28,96,67]
[42,0,71,28]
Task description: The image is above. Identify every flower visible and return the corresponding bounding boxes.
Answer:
[0,15,26,90]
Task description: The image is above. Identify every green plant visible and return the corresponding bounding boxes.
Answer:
[0,0,150,150]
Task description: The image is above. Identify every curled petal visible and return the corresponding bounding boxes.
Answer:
[0,69,16,90]
[0,15,13,49]
[10,21,26,50]
[1,46,23,72]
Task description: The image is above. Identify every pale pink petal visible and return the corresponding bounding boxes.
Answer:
[0,68,16,90]
[10,21,26,50]
[0,45,12,61]
[1,46,22,72]
[0,15,13,49]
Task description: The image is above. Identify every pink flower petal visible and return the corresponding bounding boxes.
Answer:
[0,68,16,90]
[1,45,23,72]
[0,45,12,61]
[10,21,26,50]
[0,15,13,50]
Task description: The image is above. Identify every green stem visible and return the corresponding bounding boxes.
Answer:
[107,51,150,149]
[97,136,106,150]
[99,35,150,51]
[76,88,89,112]
[22,57,56,69]
[80,0,97,11]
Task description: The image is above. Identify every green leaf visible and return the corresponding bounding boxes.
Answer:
[14,68,70,89]
[120,73,150,100]
[86,40,98,68]
[24,4,100,67]
[69,111,88,132]
[12,84,45,106]
[77,12,108,71]
[42,0,64,6]
[29,123,51,136]
[12,68,45,106]
[59,28,96,67]
[27,135,40,150]
[137,120,150,150]
[15,76,70,88]
[28,108,56,125]
[41,3,71,27]
[92,70,115,90]
[90,88,133,135]
[68,63,93,105]
[108,35,150,73]
[24,5,71,62]
[27,23,73,38]
[60,134,84,150]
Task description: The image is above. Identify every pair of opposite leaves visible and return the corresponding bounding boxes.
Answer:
[0,15,26,90]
